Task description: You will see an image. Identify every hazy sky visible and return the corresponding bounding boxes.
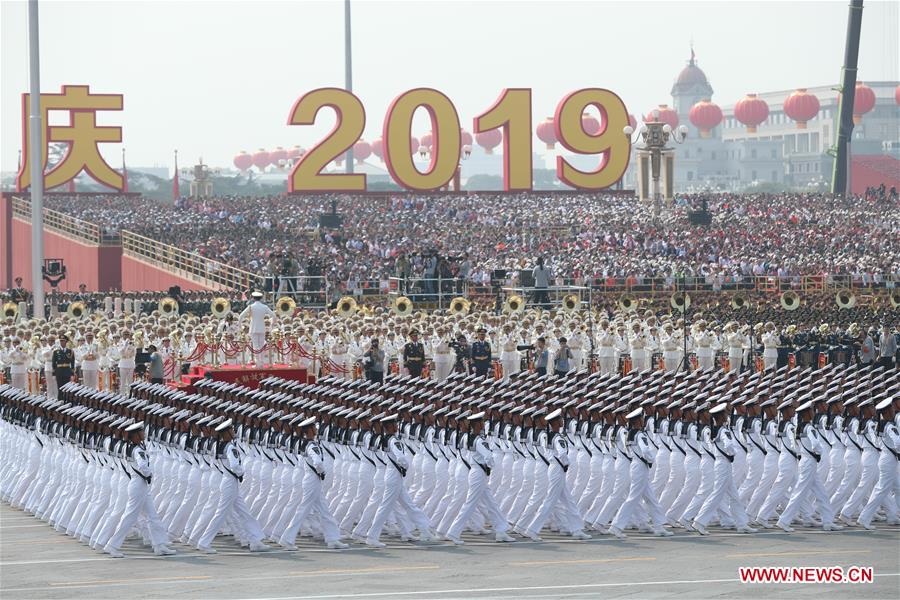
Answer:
[2,0,898,173]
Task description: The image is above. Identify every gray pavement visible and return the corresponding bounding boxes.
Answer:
[1,503,898,599]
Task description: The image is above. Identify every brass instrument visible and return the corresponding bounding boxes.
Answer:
[504,294,525,314]
[211,297,231,318]
[562,294,580,312]
[730,293,748,310]
[392,295,413,316]
[449,296,471,316]
[159,297,179,316]
[275,296,296,318]
[891,290,900,309]
[780,291,801,311]
[670,292,691,312]
[835,289,856,309]
[2,302,18,319]
[133,329,145,348]
[337,296,358,317]
[618,295,638,313]
[67,301,86,319]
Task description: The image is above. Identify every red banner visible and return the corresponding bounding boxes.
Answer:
[193,364,311,389]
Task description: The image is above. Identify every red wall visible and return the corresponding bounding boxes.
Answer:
[121,255,213,292]
[3,212,122,293]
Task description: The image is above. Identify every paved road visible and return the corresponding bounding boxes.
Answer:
[2,503,898,599]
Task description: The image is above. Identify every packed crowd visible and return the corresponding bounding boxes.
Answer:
[42,191,900,286]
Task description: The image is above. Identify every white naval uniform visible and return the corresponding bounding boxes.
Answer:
[239,300,275,355]
[279,438,342,546]
[103,443,170,554]
[445,433,509,539]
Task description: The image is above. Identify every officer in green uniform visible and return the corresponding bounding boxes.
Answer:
[52,335,76,387]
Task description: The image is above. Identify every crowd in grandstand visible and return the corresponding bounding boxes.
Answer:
[41,191,899,288]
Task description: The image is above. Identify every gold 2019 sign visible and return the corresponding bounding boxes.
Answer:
[287,88,631,193]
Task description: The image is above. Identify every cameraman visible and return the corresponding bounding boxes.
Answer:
[364,338,385,383]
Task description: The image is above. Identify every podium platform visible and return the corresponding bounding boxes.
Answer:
[171,364,313,392]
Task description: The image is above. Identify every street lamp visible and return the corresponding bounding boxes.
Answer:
[624,122,688,220]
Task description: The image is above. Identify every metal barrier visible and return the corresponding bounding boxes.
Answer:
[500,285,591,311]
[121,230,263,292]
[264,276,329,309]
[387,277,470,310]
[578,274,898,296]
[11,196,120,245]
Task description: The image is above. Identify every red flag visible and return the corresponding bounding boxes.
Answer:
[173,150,180,201]
[121,149,129,193]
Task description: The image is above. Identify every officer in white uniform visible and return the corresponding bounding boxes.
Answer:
[239,292,275,358]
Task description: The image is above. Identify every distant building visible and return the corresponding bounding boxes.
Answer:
[625,50,900,192]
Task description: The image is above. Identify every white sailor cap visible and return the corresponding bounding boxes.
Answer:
[380,414,398,423]
[876,397,893,411]
[709,402,729,415]
[467,411,485,421]
[797,399,814,412]
[545,408,563,422]
[214,418,233,432]
[432,406,449,417]
[124,421,144,432]
[298,416,317,428]
[251,291,264,299]
[625,407,643,420]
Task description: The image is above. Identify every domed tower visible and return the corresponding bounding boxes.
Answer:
[671,47,714,131]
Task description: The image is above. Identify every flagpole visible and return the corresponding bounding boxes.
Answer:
[28,0,45,319]
[343,0,353,175]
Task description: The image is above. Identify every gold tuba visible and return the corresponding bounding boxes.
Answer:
[275,296,296,318]
[2,302,18,319]
[392,296,413,316]
[562,294,580,312]
[337,296,358,317]
[670,292,691,312]
[730,293,748,310]
[449,296,471,316]
[618,295,638,313]
[211,297,231,318]
[67,301,86,319]
[835,289,856,309]
[159,297,179,316]
[780,291,801,311]
[504,294,525,314]
[891,290,900,309]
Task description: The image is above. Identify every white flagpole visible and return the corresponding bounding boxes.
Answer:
[28,0,45,320]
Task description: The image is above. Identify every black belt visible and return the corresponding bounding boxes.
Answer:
[388,456,407,477]
[749,437,767,456]
[422,446,438,461]
[305,462,325,480]
[555,457,569,473]
[685,442,702,458]
[888,447,900,461]
[863,434,881,452]
[460,457,471,470]
[637,455,653,468]
[34,434,44,448]
[322,445,336,459]
[734,437,748,453]
[670,440,686,455]
[223,466,243,482]
[714,443,735,463]
[846,435,863,452]
[818,430,833,448]
[783,446,800,460]
[800,447,821,462]
[536,452,550,466]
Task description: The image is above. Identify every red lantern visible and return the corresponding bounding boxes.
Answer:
[643,104,679,129]
[475,129,502,154]
[252,149,270,171]
[234,151,253,171]
[734,94,769,133]
[895,84,900,106]
[371,138,384,161]
[688,99,723,138]
[536,117,557,149]
[420,132,434,149]
[460,128,473,147]
[353,140,372,164]
[628,114,637,130]
[287,145,304,159]
[581,113,600,136]
[783,89,820,129]
[269,146,288,168]
[409,136,419,156]
[851,81,876,124]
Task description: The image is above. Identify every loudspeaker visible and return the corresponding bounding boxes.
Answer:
[319,213,343,229]
[688,210,712,226]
